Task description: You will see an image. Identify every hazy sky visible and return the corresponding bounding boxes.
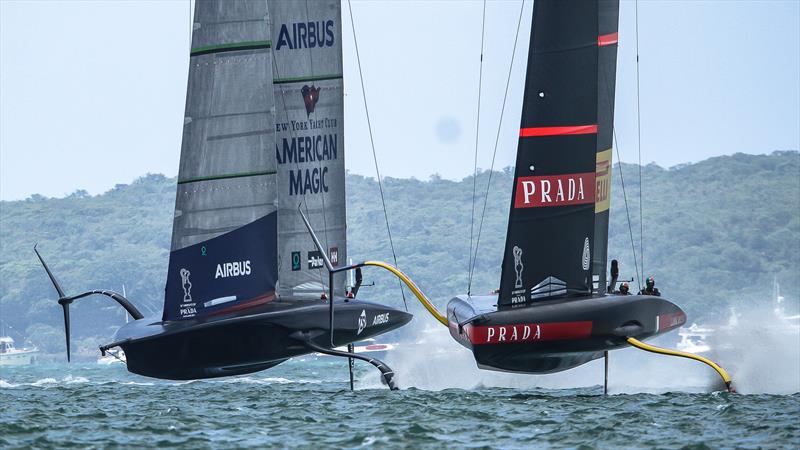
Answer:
[1,0,798,201]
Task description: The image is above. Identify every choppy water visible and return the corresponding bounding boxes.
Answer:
[2,353,799,449]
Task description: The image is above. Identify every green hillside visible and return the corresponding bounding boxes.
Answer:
[1,151,797,357]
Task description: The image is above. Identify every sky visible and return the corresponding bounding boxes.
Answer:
[1,0,798,201]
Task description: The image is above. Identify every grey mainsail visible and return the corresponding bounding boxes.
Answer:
[163,0,347,320]
[270,0,347,297]
[164,0,278,321]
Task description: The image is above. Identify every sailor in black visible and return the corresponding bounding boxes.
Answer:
[639,276,661,296]
[618,282,630,295]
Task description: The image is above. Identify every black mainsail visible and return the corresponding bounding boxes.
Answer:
[446,0,687,375]
[499,0,618,307]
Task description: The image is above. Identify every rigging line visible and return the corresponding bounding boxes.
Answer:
[468,0,488,296]
[346,0,408,312]
[469,0,526,292]
[612,128,642,293]
[597,40,641,292]
[302,0,331,268]
[635,0,644,284]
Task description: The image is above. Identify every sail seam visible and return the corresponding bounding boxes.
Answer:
[190,40,271,56]
[177,170,277,185]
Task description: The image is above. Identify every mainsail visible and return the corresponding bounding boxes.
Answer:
[270,0,347,297]
[498,0,619,307]
[163,0,347,321]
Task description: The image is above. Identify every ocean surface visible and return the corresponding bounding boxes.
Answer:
[2,323,799,450]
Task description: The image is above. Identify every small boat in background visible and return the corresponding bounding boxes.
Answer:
[0,336,38,366]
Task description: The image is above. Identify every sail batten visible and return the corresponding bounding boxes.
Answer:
[498,0,619,307]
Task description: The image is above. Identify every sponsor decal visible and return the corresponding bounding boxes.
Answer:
[329,247,339,266]
[180,268,193,303]
[465,321,593,345]
[372,313,389,326]
[214,260,251,279]
[301,85,321,117]
[530,276,567,300]
[276,20,335,51]
[275,133,339,196]
[357,309,367,335]
[595,149,612,213]
[308,250,324,269]
[512,246,524,289]
[291,251,301,271]
[656,312,686,332]
[514,173,595,208]
[178,268,197,318]
[582,237,591,271]
[510,245,526,304]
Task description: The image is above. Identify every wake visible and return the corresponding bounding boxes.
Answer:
[362,302,799,394]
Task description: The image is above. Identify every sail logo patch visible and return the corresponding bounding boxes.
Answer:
[514,173,595,208]
[215,261,251,279]
[308,250,324,269]
[357,309,367,335]
[178,268,197,318]
[512,246,524,289]
[595,149,612,213]
[291,251,301,271]
[329,247,339,266]
[301,85,321,116]
[180,268,193,303]
[276,20,335,51]
[582,237,591,271]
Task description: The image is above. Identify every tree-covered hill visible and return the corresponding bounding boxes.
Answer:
[1,151,797,357]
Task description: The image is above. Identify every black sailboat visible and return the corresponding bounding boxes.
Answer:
[35,0,410,383]
[446,0,688,374]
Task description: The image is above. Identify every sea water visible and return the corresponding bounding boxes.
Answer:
[2,313,799,448]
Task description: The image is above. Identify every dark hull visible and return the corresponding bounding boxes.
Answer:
[448,294,685,373]
[112,297,411,380]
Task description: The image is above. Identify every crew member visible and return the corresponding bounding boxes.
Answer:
[618,282,630,295]
[639,276,661,296]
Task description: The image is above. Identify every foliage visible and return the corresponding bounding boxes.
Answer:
[0,152,797,357]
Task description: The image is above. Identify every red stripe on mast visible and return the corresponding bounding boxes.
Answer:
[519,125,598,137]
[598,32,618,46]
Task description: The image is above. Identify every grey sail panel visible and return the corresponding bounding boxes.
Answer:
[164,0,278,321]
[269,0,347,297]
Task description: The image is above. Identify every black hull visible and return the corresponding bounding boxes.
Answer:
[447,294,685,374]
[112,298,411,380]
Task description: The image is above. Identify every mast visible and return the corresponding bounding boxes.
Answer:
[498,0,620,307]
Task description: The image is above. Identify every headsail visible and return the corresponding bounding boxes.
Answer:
[498,0,620,307]
[270,0,347,297]
[164,0,278,321]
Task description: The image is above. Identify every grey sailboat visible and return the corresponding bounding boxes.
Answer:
[35,0,410,385]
